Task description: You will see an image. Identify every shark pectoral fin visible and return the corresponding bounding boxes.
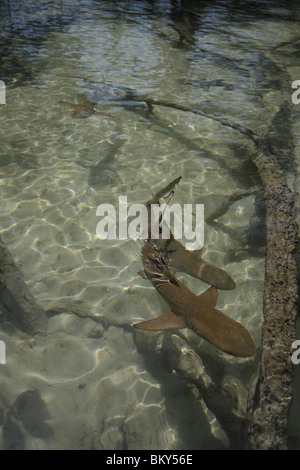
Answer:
[134,310,187,331]
[137,270,148,280]
[198,286,218,307]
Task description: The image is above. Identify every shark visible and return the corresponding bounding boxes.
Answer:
[141,176,236,290]
[135,241,255,357]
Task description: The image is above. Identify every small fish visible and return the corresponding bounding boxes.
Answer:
[59,98,112,119]
[135,242,255,357]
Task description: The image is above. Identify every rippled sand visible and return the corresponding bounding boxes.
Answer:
[0,0,299,450]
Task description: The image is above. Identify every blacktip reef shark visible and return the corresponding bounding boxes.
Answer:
[135,241,255,357]
[141,176,236,290]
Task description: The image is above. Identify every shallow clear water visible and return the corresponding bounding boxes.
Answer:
[0,0,299,450]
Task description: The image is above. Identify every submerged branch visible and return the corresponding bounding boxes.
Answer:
[272,34,300,50]
[0,235,48,335]
[122,94,262,142]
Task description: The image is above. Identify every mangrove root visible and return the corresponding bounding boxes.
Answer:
[0,235,48,335]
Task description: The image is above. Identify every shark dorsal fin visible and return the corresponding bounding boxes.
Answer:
[134,310,187,331]
[198,286,218,307]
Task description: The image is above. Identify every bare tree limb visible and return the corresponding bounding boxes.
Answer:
[123,94,261,141]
